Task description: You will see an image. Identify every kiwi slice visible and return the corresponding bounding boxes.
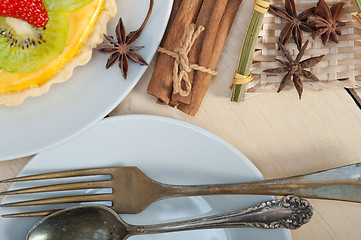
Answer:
[44,0,94,12]
[0,13,68,73]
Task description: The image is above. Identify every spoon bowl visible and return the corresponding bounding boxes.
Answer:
[27,195,313,240]
[27,205,128,240]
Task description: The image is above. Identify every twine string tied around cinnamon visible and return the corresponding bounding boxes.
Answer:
[158,24,218,97]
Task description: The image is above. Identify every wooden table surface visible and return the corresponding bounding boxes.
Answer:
[1,0,361,239]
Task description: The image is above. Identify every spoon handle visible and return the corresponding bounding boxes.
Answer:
[127,195,313,235]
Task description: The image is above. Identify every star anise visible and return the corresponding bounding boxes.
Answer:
[97,0,153,79]
[307,0,345,45]
[269,0,314,50]
[264,40,324,99]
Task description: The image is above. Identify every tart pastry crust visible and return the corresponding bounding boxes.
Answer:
[0,0,117,106]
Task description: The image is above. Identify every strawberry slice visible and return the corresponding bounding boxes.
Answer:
[0,0,49,28]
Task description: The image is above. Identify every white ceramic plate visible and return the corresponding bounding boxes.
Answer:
[0,0,172,161]
[0,115,291,240]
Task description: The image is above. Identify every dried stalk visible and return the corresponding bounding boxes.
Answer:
[353,0,361,12]
[231,1,270,102]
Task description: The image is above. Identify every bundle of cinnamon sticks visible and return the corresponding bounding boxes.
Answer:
[147,0,243,116]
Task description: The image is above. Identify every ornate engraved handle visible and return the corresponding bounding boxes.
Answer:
[128,195,313,235]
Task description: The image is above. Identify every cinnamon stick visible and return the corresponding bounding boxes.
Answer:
[171,0,218,105]
[160,0,183,47]
[147,0,203,105]
[159,0,183,107]
[178,0,242,116]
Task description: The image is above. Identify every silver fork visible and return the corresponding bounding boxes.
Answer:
[0,162,360,217]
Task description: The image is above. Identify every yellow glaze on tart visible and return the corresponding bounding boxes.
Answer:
[0,0,117,106]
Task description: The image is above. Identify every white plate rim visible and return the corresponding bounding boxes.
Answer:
[1,114,292,240]
[0,0,172,161]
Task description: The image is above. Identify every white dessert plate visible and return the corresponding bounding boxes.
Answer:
[0,0,172,161]
[0,115,291,240]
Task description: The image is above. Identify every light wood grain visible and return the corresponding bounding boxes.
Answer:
[1,0,361,239]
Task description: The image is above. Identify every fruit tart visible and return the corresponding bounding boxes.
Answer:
[0,0,117,106]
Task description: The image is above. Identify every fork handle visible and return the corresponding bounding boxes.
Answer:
[127,195,313,235]
[163,162,361,202]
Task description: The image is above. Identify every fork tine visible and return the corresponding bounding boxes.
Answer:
[0,168,114,183]
[0,194,113,207]
[0,180,112,195]
[2,209,60,218]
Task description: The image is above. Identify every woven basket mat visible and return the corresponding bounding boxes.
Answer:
[246,0,361,97]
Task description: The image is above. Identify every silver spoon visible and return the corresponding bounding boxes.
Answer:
[27,195,313,240]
